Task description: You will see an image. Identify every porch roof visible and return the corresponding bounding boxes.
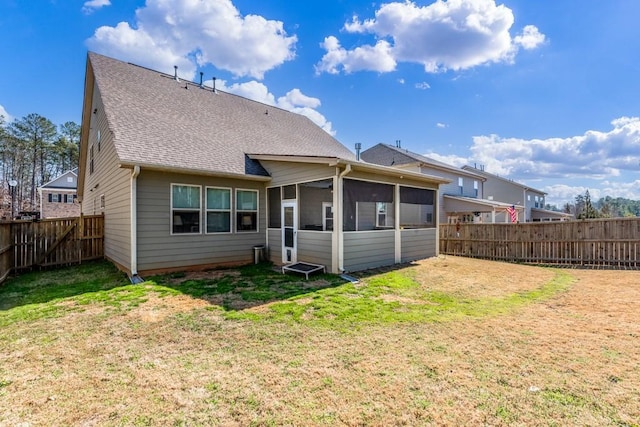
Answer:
[247,154,451,186]
[443,195,524,213]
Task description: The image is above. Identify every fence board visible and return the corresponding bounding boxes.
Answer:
[0,215,104,285]
[440,218,640,268]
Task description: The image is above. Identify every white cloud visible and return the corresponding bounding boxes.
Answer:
[0,104,12,122]
[86,0,297,80]
[317,0,545,75]
[397,78,405,84]
[212,80,334,135]
[424,152,468,167]
[315,36,396,74]
[415,82,431,90]
[82,0,111,14]
[514,25,546,50]
[468,117,640,180]
[436,122,447,128]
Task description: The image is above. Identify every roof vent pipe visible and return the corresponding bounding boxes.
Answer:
[212,77,217,93]
[174,65,179,82]
[199,72,204,88]
[355,143,362,161]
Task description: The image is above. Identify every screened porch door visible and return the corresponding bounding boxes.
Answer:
[282,201,297,264]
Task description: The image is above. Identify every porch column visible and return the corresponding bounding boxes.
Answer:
[394,184,401,263]
[491,209,496,223]
[332,172,340,274]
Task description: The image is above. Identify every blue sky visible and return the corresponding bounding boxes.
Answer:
[1,0,639,206]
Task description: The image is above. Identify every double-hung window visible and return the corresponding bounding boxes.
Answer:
[236,189,258,232]
[171,184,201,234]
[206,187,231,233]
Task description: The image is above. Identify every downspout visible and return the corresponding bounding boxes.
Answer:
[336,163,351,273]
[130,165,141,279]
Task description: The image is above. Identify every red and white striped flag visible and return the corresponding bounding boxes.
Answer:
[507,205,517,223]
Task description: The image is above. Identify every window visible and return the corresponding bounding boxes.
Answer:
[458,177,464,194]
[171,184,201,234]
[376,202,393,227]
[236,189,258,232]
[473,180,478,197]
[49,193,60,203]
[89,146,94,174]
[67,177,74,183]
[99,194,105,209]
[322,202,333,231]
[206,187,231,233]
[97,129,101,152]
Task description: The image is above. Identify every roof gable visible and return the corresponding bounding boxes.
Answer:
[86,52,355,177]
[39,169,78,190]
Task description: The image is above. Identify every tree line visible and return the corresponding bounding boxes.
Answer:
[1,113,79,217]
[550,190,640,219]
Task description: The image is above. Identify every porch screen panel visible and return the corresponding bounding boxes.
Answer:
[268,187,281,228]
[400,186,435,228]
[343,179,394,231]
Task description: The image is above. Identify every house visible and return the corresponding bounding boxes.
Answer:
[37,168,80,218]
[78,53,448,278]
[361,143,525,223]
[462,166,572,222]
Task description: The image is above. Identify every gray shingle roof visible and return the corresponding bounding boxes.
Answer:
[361,143,484,179]
[89,52,355,176]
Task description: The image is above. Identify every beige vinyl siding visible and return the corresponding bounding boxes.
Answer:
[297,231,332,269]
[343,230,395,272]
[136,170,266,272]
[267,229,281,264]
[260,161,335,187]
[81,85,131,271]
[420,166,477,223]
[401,228,436,262]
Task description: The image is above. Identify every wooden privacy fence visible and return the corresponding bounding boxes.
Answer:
[0,215,104,284]
[440,218,640,268]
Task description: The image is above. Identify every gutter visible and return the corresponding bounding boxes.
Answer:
[130,165,143,282]
[337,164,351,272]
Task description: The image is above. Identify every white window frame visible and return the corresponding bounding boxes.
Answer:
[376,202,390,228]
[236,188,259,233]
[322,202,334,231]
[458,177,464,194]
[171,183,202,235]
[205,186,232,234]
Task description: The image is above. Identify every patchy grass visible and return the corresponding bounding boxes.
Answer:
[1,257,639,426]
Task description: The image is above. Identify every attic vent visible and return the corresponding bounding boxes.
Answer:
[355,143,362,161]
[174,65,180,82]
[199,72,204,88]
[212,77,217,93]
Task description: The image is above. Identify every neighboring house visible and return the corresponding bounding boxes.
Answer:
[361,143,525,224]
[78,53,448,278]
[38,168,80,219]
[462,165,572,222]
